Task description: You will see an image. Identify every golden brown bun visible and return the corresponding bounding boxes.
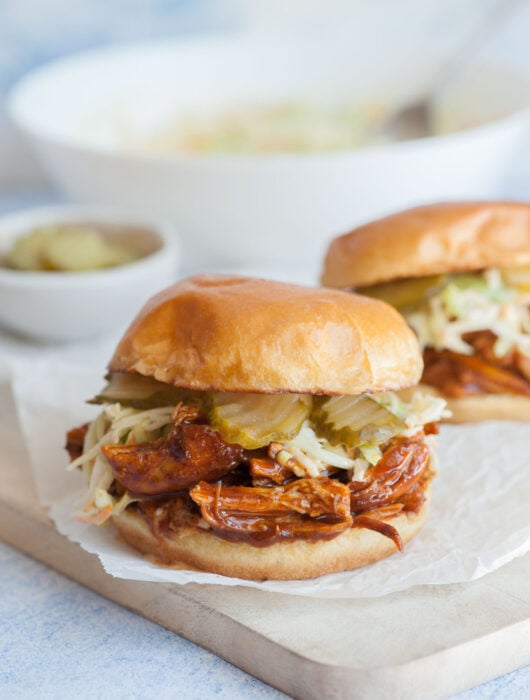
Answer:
[109,274,422,395]
[114,489,430,580]
[322,201,530,289]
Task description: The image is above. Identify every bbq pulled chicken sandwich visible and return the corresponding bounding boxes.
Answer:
[66,275,446,580]
[322,202,530,422]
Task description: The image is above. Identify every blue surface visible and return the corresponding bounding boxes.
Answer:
[1,541,529,699]
[0,0,226,93]
[0,542,285,699]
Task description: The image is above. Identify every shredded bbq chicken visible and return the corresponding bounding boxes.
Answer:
[249,457,294,486]
[352,510,405,552]
[190,477,352,545]
[423,330,530,397]
[102,411,245,496]
[349,436,430,511]
[65,423,89,461]
[68,406,433,550]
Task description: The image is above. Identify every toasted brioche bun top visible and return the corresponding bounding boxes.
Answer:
[321,201,530,289]
[109,274,422,395]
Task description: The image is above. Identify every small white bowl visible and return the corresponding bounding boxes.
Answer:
[8,37,530,269]
[0,205,180,342]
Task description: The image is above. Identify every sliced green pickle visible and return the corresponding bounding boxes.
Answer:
[210,392,312,449]
[89,372,200,409]
[358,274,445,309]
[314,395,405,447]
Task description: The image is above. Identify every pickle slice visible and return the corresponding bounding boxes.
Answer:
[90,372,199,409]
[314,394,405,447]
[358,275,445,309]
[210,392,312,449]
[8,228,53,271]
[44,229,137,271]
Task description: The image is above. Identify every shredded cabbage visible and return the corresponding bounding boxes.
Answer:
[358,444,383,465]
[281,422,357,477]
[403,392,450,428]
[370,390,449,428]
[406,270,530,358]
[72,404,174,525]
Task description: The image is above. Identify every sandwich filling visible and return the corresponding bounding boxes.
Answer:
[359,268,530,397]
[66,373,446,550]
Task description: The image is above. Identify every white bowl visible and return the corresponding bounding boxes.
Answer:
[8,37,530,270]
[0,206,180,342]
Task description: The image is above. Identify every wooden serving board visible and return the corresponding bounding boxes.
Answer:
[1,379,529,700]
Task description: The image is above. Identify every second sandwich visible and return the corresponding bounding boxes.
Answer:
[322,202,530,421]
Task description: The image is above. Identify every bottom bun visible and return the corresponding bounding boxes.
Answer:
[415,385,530,422]
[113,489,430,581]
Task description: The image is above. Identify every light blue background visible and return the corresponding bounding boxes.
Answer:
[0,541,285,700]
[0,0,225,93]
[3,0,530,96]
[0,0,234,184]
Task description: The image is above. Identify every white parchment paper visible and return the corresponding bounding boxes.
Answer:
[11,360,530,598]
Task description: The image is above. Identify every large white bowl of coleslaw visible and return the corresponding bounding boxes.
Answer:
[8,37,530,271]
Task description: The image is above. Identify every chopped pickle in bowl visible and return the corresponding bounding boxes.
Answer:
[6,224,140,272]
